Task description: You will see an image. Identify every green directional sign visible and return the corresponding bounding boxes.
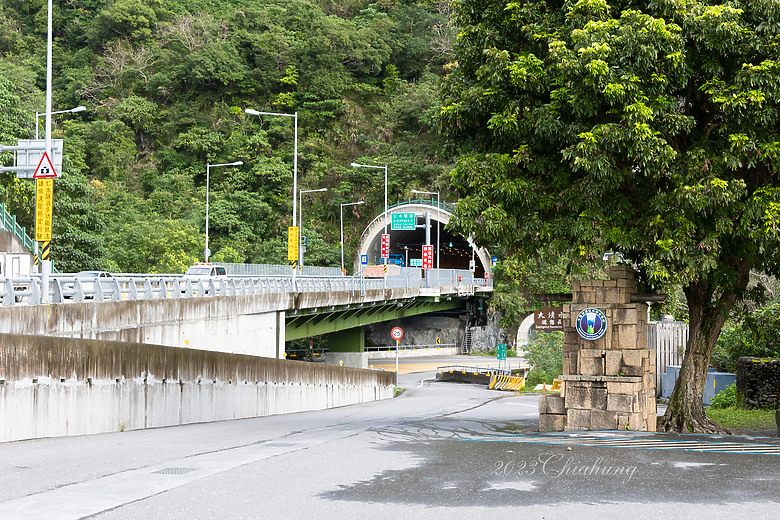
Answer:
[410,258,422,267]
[497,343,507,361]
[391,212,416,230]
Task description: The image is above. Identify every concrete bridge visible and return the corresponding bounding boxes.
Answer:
[0,269,490,365]
[0,205,493,442]
[0,264,490,442]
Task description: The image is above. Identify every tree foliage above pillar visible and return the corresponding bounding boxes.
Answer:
[442,0,780,292]
[441,0,780,432]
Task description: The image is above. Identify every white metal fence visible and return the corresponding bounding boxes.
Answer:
[0,265,492,306]
[648,321,689,396]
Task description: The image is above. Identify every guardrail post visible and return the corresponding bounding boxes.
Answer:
[73,278,84,302]
[144,279,154,299]
[2,279,14,306]
[51,279,64,303]
[111,278,122,301]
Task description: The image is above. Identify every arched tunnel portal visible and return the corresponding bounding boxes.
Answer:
[353,201,492,278]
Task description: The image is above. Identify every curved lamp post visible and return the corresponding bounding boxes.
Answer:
[205,161,243,262]
[35,106,86,139]
[299,188,327,268]
[340,200,364,274]
[245,108,298,286]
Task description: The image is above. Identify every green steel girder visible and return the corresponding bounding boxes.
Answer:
[285,297,466,341]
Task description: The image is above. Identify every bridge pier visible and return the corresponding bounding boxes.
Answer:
[325,327,368,369]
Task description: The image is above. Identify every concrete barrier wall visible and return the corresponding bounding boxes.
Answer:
[0,334,395,442]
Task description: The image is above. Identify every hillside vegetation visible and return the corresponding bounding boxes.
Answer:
[0,0,455,272]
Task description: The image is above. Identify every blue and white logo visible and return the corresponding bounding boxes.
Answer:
[360,255,368,265]
[575,308,607,341]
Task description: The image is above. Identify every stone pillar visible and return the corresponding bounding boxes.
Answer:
[538,265,656,431]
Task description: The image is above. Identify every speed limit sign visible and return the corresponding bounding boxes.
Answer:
[390,327,404,340]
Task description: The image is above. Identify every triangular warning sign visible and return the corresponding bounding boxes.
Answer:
[33,151,58,179]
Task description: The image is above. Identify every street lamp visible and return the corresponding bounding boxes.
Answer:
[205,161,243,262]
[245,108,298,285]
[245,108,298,223]
[29,104,87,284]
[340,200,364,274]
[300,188,327,268]
[350,162,388,242]
[35,106,86,139]
[411,189,440,269]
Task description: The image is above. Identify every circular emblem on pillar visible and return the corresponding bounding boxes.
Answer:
[576,308,607,341]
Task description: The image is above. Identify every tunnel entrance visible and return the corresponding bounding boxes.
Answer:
[376,226,486,278]
[355,201,491,278]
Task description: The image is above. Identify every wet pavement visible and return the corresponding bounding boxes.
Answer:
[0,358,778,519]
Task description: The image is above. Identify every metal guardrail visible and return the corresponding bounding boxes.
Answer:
[437,363,530,377]
[220,263,343,277]
[387,198,455,214]
[436,364,515,377]
[0,203,35,251]
[365,343,457,351]
[0,266,492,306]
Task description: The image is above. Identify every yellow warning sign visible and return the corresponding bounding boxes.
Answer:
[35,178,53,242]
[288,226,299,261]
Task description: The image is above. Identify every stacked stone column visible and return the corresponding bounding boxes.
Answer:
[539,265,656,432]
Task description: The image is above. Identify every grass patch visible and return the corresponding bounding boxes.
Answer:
[706,406,777,429]
[394,387,405,397]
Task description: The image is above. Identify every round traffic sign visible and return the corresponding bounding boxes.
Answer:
[390,327,404,340]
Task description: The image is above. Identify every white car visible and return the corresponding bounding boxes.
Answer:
[181,263,227,294]
[65,271,114,299]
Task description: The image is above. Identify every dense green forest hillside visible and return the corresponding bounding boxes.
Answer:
[0,0,455,273]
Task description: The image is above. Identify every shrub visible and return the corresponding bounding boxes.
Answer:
[712,301,780,372]
[524,331,563,387]
[709,383,737,409]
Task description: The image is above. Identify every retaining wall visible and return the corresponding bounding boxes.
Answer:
[736,357,780,409]
[0,333,395,442]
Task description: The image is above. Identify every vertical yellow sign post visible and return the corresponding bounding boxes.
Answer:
[34,150,58,303]
[288,226,299,265]
[35,178,54,243]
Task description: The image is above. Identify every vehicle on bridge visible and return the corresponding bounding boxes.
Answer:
[0,251,32,301]
[184,263,227,279]
[63,270,115,299]
[181,263,227,294]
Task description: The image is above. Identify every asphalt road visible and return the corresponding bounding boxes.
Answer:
[0,356,778,519]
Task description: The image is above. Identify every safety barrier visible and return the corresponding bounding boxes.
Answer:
[0,203,34,252]
[488,374,526,392]
[0,267,492,306]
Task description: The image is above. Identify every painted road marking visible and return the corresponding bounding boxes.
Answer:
[465,433,780,455]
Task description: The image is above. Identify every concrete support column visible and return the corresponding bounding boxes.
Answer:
[325,326,368,369]
[328,326,365,352]
[276,311,285,359]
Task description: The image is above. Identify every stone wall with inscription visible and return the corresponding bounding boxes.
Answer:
[539,265,656,432]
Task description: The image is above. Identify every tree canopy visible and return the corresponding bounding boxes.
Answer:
[441,0,780,432]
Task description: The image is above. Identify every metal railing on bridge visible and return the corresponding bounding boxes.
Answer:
[364,343,458,351]
[0,264,491,306]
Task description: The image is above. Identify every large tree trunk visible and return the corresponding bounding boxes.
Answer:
[657,264,750,434]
